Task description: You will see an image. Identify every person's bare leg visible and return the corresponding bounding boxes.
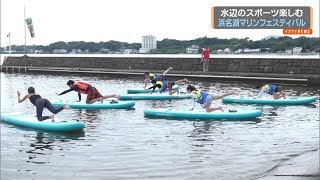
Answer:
[162,67,173,76]
[205,102,223,112]
[280,90,286,99]
[87,94,119,104]
[206,106,223,112]
[203,61,206,72]
[169,90,179,95]
[212,92,235,100]
[273,91,286,99]
[63,104,70,109]
[174,78,188,84]
[49,115,55,122]
[205,60,209,72]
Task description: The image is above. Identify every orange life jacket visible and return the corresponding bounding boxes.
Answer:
[74,82,91,94]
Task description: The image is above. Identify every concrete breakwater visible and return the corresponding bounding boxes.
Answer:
[1,55,320,85]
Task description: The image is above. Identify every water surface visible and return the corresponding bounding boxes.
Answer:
[1,72,319,179]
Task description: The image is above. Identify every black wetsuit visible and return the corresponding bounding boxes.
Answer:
[30,94,64,121]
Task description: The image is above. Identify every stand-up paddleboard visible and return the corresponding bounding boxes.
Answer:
[127,85,179,94]
[120,93,191,100]
[144,108,262,120]
[222,96,317,105]
[52,100,135,109]
[1,112,85,132]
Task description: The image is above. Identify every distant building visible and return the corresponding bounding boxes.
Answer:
[186,45,199,54]
[142,35,157,51]
[224,48,231,54]
[217,49,223,54]
[53,49,67,54]
[243,48,261,53]
[139,48,149,54]
[99,48,110,54]
[124,49,138,54]
[292,47,302,54]
[234,49,243,54]
[35,50,44,54]
[285,50,293,54]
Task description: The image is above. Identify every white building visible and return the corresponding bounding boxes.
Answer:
[243,48,261,53]
[141,35,157,51]
[285,50,293,54]
[138,48,148,54]
[234,49,243,54]
[224,48,231,54]
[186,45,199,54]
[292,47,302,54]
[217,49,223,54]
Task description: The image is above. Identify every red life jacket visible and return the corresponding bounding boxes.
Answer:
[74,82,91,94]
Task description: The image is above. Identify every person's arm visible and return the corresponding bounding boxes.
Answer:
[17,91,29,103]
[77,93,81,102]
[257,88,267,98]
[147,84,161,93]
[143,78,150,89]
[58,86,79,96]
[189,93,198,111]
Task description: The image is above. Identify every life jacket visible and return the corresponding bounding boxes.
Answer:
[263,84,276,95]
[192,90,208,104]
[149,73,162,81]
[156,81,168,93]
[74,82,92,94]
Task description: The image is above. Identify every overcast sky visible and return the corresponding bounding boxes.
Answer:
[1,0,319,46]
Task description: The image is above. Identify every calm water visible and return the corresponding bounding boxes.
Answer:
[1,72,319,180]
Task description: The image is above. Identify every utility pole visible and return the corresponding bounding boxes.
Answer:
[7,33,11,55]
[24,4,27,55]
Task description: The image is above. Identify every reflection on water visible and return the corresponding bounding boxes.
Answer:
[24,131,85,165]
[1,72,319,179]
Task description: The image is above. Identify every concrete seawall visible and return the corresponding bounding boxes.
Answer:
[1,55,320,85]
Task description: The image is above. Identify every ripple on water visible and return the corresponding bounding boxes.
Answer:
[1,72,319,179]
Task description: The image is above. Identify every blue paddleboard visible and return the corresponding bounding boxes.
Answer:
[52,100,135,109]
[1,112,85,132]
[144,108,262,120]
[222,96,317,105]
[120,93,191,100]
[127,85,179,94]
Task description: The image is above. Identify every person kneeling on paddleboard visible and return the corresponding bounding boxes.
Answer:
[57,80,120,104]
[187,85,235,113]
[17,87,70,122]
[256,84,286,100]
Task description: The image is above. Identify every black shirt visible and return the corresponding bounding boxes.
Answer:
[29,94,41,106]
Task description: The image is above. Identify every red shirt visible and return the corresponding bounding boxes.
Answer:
[202,49,210,59]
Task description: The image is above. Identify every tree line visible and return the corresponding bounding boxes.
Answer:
[4,36,320,54]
